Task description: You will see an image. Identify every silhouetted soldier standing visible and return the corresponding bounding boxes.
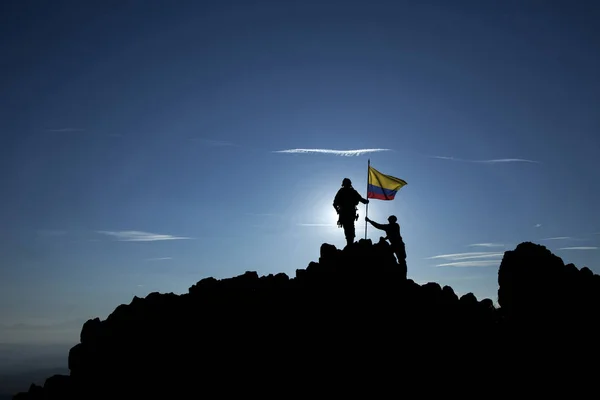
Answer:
[333,178,369,247]
[366,215,407,275]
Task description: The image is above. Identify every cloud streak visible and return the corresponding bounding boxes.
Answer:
[430,155,539,164]
[557,247,597,251]
[273,148,391,156]
[435,260,502,267]
[428,251,504,267]
[540,236,587,241]
[428,252,505,261]
[146,257,173,261]
[97,231,191,242]
[467,243,504,248]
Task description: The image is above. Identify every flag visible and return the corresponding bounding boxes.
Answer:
[367,166,407,200]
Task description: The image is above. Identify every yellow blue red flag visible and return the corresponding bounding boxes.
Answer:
[367,166,407,200]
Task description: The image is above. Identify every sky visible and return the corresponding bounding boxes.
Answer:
[1,0,599,347]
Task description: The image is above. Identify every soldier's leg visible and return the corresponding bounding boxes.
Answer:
[394,244,407,278]
[342,220,355,246]
[348,223,355,246]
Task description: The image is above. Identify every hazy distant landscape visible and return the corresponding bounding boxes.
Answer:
[0,368,67,400]
[0,343,70,399]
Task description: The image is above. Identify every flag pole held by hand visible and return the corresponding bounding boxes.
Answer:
[365,158,370,239]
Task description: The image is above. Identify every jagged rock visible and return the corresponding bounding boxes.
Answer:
[459,292,478,305]
[480,298,495,310]
[188,276,218,296]
[11,383,43,400]
[581,266,594,278]
[319,242,339,263]
[442,285,459,302]
[80,317,101,345]
[498,241,600,331]
[43,375,71,398]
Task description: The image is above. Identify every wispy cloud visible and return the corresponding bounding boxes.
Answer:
[535,224,542,228]
[430,155,539,164]
[45,128,85,133]
[540,236,579,241]
[428,251,504,267]
[96,231,191,242]
[467,243,504,248]
[557,247,598,251]
[146,257,173,261]
[427,252,505,261]
[273,148,391,156]
[435,260,502,267]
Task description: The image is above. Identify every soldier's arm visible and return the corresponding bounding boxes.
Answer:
[369,220,388,231]
[354,189,369,204]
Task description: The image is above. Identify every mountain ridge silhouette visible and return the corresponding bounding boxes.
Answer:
[12,239,600,398]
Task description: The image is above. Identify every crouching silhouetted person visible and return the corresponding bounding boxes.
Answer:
[366,215,407,276]
[333,178,369,247]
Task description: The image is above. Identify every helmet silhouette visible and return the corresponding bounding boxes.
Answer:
[342,178,352,187]
[388,215,397,223]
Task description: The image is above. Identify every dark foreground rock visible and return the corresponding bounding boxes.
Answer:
[13,240,600,398]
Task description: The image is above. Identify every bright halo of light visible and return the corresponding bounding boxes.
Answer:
[297,190,340,230]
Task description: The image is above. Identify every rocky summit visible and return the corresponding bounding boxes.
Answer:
[12,239,600,398]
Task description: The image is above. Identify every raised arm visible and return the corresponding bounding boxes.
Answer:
[366,218,387,231]
[355,189,369,204]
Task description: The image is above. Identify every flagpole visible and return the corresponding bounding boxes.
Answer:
[365,158,370,239]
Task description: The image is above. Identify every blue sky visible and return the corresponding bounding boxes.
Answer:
[1,0,599,345]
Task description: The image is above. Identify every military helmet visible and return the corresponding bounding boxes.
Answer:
[342,178,352,187]
[388,215,397,223]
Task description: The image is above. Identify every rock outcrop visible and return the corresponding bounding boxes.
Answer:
[13,239,600,398]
